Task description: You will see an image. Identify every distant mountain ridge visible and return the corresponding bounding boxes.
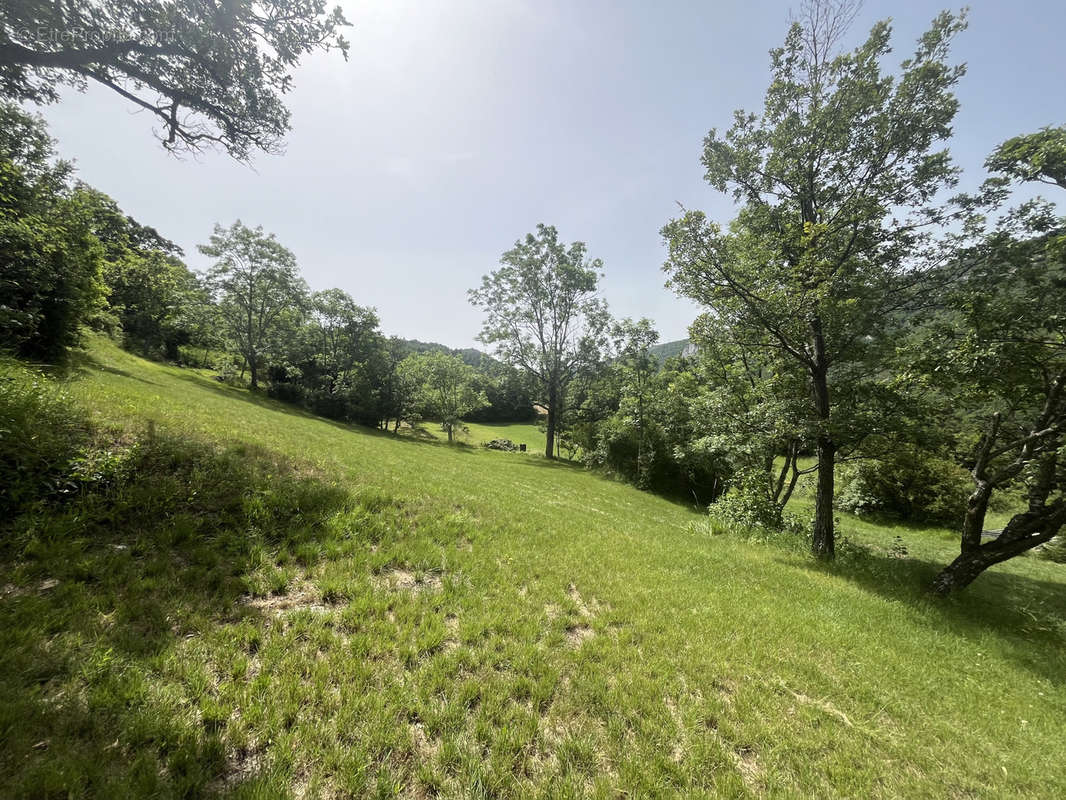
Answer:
[398,339,497,368]
[402,337,694,367]
[648,339,695,361]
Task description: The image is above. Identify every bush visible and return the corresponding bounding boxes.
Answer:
[267,380,307,406]
[592,415,723,500]
[836,450,971,526]
[706,468,805,536]
[0,359,91,513]
[709,486,787,532]
[484,438,518,451]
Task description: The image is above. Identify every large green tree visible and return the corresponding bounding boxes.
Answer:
[199,221,307,388]
[401,351,488,443]
[0,0,349,159]
[662,1,967,557]
[470,224,611,458]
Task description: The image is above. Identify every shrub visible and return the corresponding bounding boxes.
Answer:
[267,380,306,406]
[836,450,971,526]
[592,415,723,500]
[0,359,90,513]
[484,438,518,451]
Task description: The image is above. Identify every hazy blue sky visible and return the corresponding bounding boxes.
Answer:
[38,0,1066,349]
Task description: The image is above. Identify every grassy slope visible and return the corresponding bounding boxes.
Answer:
[2,336,1064,798]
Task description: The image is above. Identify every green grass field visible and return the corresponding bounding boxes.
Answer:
[2,335,1064,797]
[414,419,548,455]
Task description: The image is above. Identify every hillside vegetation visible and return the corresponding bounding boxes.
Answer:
[1,336,1064,798]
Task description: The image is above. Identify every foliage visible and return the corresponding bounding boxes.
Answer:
[985,125,1066,191]
[0,0,350,159]
[913,189,1066,593]
[74,184,203,360]
[199,221,308,388]
[836,450,972,526]
[0,103,105,360]
[707,467,804,536]
[0,359,91,513]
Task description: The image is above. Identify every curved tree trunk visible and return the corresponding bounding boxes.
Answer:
[931,508,1063,595]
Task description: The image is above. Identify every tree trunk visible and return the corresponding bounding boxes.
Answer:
[812,435,835,558]
[930,549,1001,595]
[809,316,834,559]
[447,424,453,443]
[249,357,258,389]
[545,383,558,459]
[931,514,1060,595]
[934,449,1064,595]
[961,481,992,552]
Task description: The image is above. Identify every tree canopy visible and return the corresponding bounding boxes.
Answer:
[0,0,350,159]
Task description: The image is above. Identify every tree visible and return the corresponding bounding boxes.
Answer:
[401,351,488,442]
[470,224,611,458]
[0,0,349,159]
[374,337,422,432]
[305,289,380,392]
[662,1,967,557]
[688,314,815,517]
[0,102,105,360]
[77,184,197,359]
[613,318,660,487]
[917,197,1066,594]
[199,221,307,388]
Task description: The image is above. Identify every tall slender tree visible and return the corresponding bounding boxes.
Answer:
[470,224,611,458]
[663,1,967,557]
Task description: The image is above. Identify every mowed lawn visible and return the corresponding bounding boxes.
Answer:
[2,336,1065,798]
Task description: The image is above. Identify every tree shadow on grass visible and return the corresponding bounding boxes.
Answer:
[0,432,362,797]
[63,348,160,386]
[163,368,486,456]
[795,546,1066,685]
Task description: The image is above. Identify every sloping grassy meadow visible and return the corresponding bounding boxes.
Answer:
[1,336,1064,798]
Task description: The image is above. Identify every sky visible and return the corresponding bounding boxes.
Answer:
[37,0,1066,350]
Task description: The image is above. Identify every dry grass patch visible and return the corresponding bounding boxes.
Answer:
[374,568,443,593]
[243,582,330,615]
